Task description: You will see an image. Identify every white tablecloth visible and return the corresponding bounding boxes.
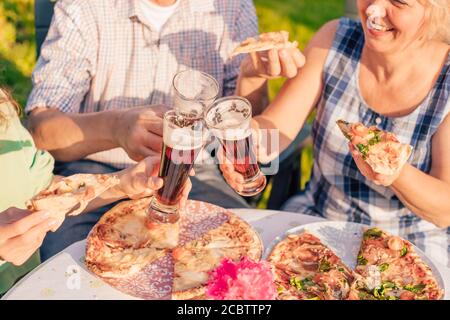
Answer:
[3,209,450,300]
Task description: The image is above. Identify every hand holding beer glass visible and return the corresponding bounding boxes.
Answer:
[147,111,205,223]
[147,70,218,224]
[205,97,267,197]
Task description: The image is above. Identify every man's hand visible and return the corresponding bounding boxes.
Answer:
[113,105,169,161]
[115,156,193,210]
[116,156,163,200]
[0,208,56,266]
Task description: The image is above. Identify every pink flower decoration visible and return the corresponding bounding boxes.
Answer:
[207,257,277,300]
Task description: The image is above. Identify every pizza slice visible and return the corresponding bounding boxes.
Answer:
[171,215,262,299]
[336,120,413,175]
[88,198,179,251]
[232,31,298,56]
[349,227,443,300]
[27,173,119,218]
[85,198,179,279]
[85,243,168,279]
[268,232,355,300]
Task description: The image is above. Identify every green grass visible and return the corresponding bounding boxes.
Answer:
[0,0,345,207]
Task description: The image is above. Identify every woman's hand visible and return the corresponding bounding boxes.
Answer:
[115,156,193,210]
[0,208,56,266]
[220,160,245,194]
[219,122,263,193]
[349,143,403,186]
[240,47,306,80]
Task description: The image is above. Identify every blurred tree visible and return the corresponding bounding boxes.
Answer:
[0,0,35,106]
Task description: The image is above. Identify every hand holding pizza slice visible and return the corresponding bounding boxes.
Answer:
[234,31,305,80]
[26,173,120,231]
[25,156,179,232]
[232,31,299,56]
[337,120,413,186]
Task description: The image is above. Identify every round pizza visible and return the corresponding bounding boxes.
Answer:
[85,198,263,299]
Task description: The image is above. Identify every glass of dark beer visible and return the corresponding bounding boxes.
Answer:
[148,110,205,223]
[172,69,219,119]
[205,96,267,197]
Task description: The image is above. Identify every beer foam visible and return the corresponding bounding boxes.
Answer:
[211,112,251,140]
[212,127,251,141]
[163,123,204,150]
[206,97,252,141]
[211,114,251,141]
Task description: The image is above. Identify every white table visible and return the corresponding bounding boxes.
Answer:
[3,209,450,300]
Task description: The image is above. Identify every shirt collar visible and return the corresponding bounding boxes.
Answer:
[117,0,215,20]
[187,0,216,13]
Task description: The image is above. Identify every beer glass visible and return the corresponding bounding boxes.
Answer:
[148,110,206,223]
[172,69,219,119]
[205,96,267,197]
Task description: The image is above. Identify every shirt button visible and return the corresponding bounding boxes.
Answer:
[375,117,382,125]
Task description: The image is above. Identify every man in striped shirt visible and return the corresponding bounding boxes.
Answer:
[26,0,304,259]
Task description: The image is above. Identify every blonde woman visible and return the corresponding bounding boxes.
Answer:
[0,89,191,294]
[225,0,450,266]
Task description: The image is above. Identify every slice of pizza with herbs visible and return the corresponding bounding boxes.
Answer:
[268,232,355,300]
[336,120,413,176]
[350,227,443,300]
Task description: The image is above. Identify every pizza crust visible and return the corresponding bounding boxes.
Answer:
[232,31,298,56]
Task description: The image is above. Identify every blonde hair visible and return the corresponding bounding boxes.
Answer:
[422,0,450,44]
[0,88,21,126]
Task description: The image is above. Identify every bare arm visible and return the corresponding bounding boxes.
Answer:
[254,20,339,156]
[27,105,166,162]
[27,108,119,162]
[235,73,269,116]
[390,114,450,228]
